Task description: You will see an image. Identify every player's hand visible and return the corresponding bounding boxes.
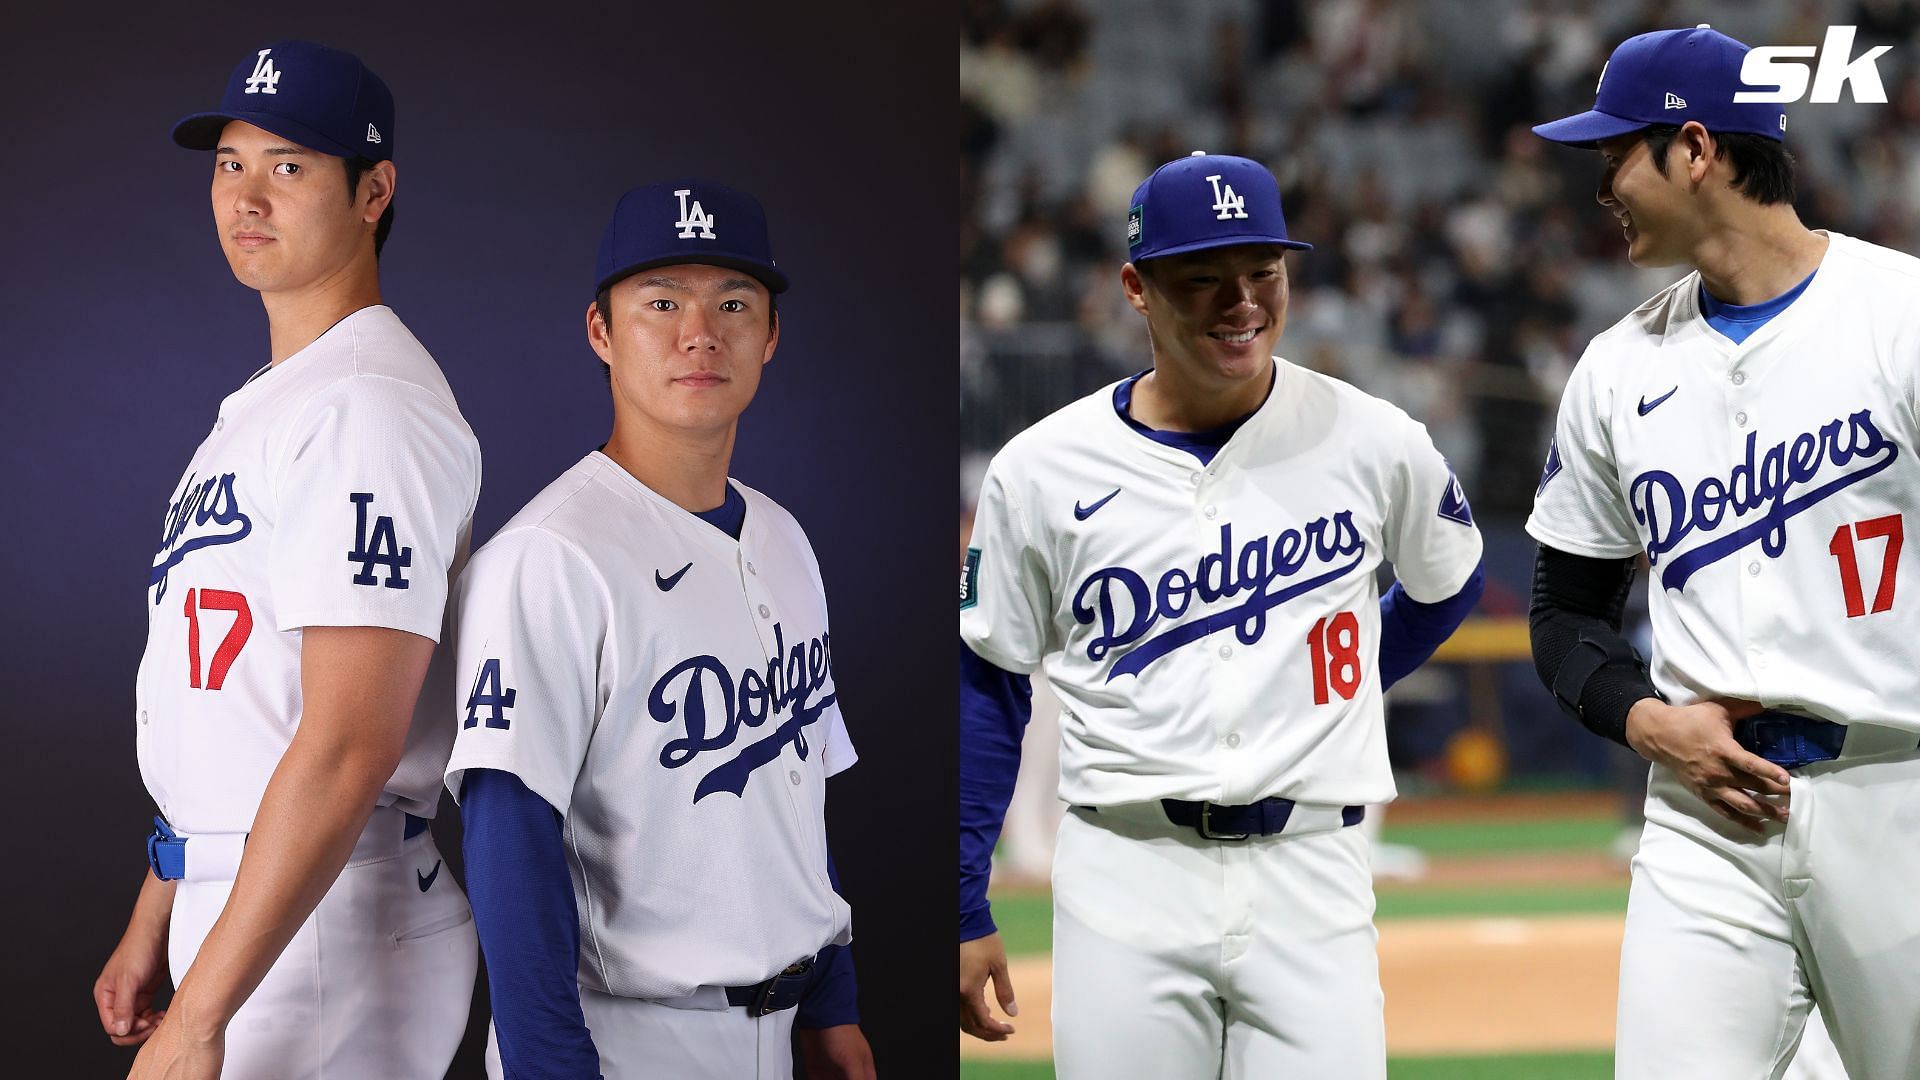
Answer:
[797,1022,876,1080]
[1625,697,1791,833]
[94,921,170,1047]
[959,932,1019,1041]
[123,1001,224,1080]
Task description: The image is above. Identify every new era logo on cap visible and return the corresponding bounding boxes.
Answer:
[366,123,381,144]
[1665,91,1688,109]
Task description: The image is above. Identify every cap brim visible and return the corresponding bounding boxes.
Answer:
[171,111,365,161]
[1530,110,1650,148]
[598,253,790,296]
[1136,234,1313,262]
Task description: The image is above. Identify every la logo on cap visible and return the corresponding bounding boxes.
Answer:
[674,189,717,240]
[1206,174,1247,221]
[244,49,281,95]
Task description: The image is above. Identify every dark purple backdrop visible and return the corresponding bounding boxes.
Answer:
[0,4,954,1076]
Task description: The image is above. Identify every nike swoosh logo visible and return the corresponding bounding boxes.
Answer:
[656,562,693,591]
[417,860,442,893]
[1637,387,1678,416]
[1074,488,1121,520]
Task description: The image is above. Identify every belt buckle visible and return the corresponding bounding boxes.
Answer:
[1197,803,1249,842]
[748,958,814,1017]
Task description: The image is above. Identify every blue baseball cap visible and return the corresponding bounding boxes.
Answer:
[595,180,788,295]
[1533,25,1787,147]
[1127,152,1312,264]
[172,41,395,162]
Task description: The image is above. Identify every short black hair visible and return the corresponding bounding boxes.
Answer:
[593,281,778,381]
[342,156,395,257]
[1640,124,1796,205]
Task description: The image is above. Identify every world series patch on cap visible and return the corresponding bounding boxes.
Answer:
[1533,24,1788,147]
[172,40,395,162]
[595,180,789,295]
[1127,152,1312,264]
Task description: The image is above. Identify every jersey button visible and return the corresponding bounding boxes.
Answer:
[1204,505,1218,519]
[1189,472,1203,486]
[1730,372,1746,386]
[1218,644,1233,659]
[1735,411,1748,427]
[789,770,802,786]
[138,710,148,725]
[214,416,226,431]
[758,604,771,619]
[1224,732,1241,748]
[747,562,757,575]
[1748,561,1761,576]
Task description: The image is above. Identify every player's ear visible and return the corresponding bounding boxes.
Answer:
[1678,122,1715,186]
[360,160,396,221]
[1121,262,1152,317]
[585,300,614,365]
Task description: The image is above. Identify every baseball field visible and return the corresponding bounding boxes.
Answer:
[959,792,1628,1079]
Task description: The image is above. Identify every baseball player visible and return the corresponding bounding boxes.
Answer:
[90,41,481,1080]
[1529,24,1920,1080]
[444,181,874,1080]
[959,152,1486,1078]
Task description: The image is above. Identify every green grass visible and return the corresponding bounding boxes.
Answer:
[959,1052,1613,1079]
[1379,817,1621,857]
[1374,883,1627,920]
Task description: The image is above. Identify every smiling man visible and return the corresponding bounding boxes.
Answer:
[957,152,1485,1077]
[443,181,873,1080]
[91,40,481,1080]
[1529,23,1919,1080]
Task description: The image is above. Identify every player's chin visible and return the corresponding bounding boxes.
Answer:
[1201,330,1273,374]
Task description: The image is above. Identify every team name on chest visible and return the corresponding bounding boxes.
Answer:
[649,622,835,801]
[1630,408,1899,590]
[151,472,253,604]
[1072,514,1367,681]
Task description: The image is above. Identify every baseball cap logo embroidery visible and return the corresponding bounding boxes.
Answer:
[366,123,381,144]
[674,189,717,240]
[1664,91,1688,109]
[1206,174,1248,221]
[243,49,281,95]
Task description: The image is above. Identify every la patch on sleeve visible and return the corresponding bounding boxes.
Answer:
[1536,438,1563,496]
[959,547,981,610]
[1437,466,1474,526]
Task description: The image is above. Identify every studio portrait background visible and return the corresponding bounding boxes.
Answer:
[0,2,954,1076]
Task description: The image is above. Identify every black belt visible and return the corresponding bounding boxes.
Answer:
[1157,797,1365,841]
[723,958,814,1016]
[1734,711,1847,769]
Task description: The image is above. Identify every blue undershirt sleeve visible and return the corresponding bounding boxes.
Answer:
[959,638,1034,942]
[461,768,603,1080]
[797,851,859,1029]
[1378,560,1486,690]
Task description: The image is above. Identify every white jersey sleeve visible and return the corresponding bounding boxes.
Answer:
[960,459,1054,675]
[793,527,858,778]
[445,527,609,814]
[1381,414,1485,600]
[1527,352,1644,558]
[268,374,480,639]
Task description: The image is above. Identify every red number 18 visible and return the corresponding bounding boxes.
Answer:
[1309,611,1363,704]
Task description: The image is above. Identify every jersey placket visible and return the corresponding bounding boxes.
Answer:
[1722,355,1782,695]
[1188,451,1259,806]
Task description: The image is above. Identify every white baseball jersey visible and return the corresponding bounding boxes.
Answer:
[961,358,1484,809]
[1529,231,1920,730]
[444,452,855,1001]
[135,305,481,834]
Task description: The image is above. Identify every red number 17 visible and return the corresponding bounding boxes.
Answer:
[183,588,253,689]
[1829,514,1903,618]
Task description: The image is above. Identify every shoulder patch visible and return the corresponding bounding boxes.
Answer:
[1438,467,1474,526]
[959,547,981,610]
[1536,438,1564,496]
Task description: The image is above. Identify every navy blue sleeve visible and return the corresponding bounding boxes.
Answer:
[797,850,859,1029]
[958,638,1033,942]
[1378,560,1485,690]
[461,768,603,1080]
